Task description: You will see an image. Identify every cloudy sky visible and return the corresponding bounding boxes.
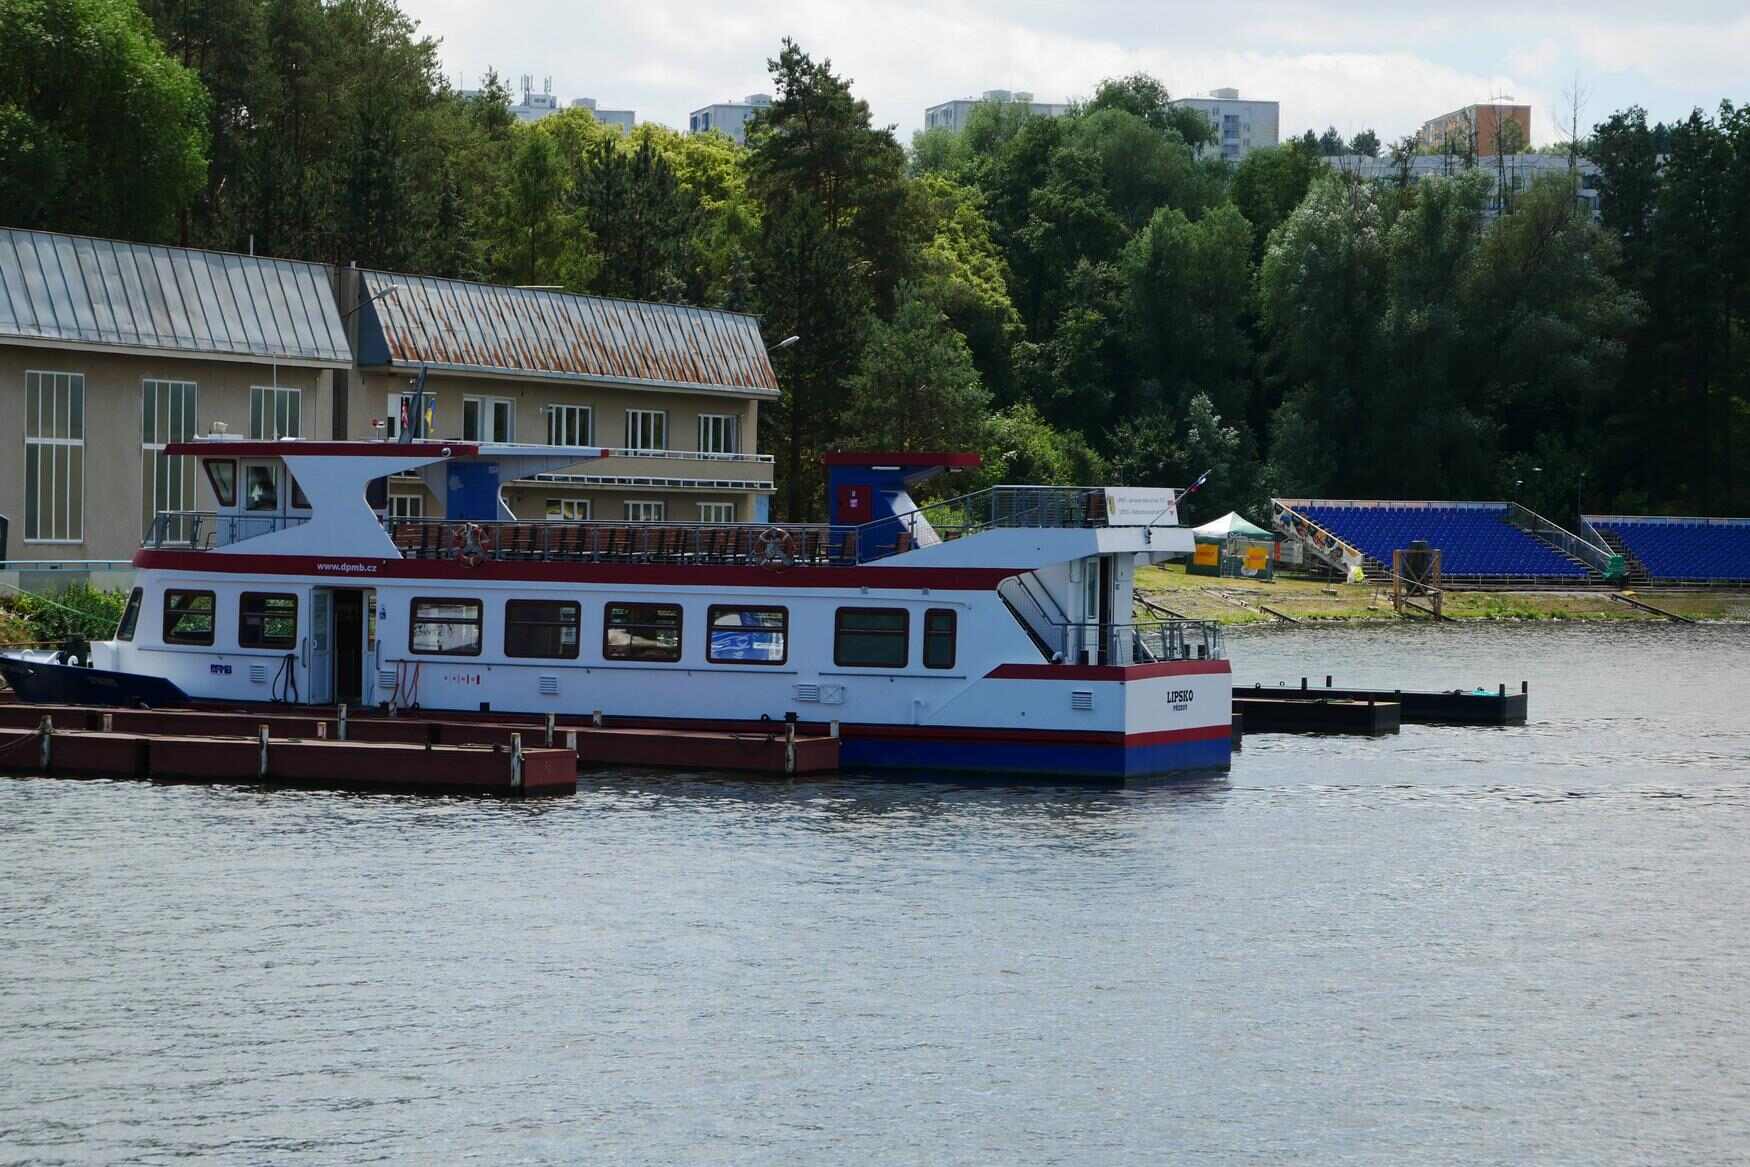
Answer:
[400,0,1747,145]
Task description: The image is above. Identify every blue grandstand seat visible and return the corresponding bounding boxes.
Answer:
[1295,503,1588,578]
[1594,519,1750,583]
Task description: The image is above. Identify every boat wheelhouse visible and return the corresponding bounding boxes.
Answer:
[72,439,1233,779]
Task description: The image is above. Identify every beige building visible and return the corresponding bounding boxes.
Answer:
[341,269,777,526]
[0,228,348,570]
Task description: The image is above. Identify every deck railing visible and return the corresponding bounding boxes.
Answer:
[386,518,869,566]
[142,511,310,549]
[897,486,1112,543]
[1048,618,1225,665]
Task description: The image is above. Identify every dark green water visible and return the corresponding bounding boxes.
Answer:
[3,623,1747,1164]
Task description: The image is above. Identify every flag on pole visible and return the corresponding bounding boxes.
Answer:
[1184,468,1213,496]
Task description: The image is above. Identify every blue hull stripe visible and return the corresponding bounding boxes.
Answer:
[839,735,1232,780]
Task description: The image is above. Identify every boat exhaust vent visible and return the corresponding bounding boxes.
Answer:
[377,669,397,690]
[1070,690,1095,711]
[538,675,560,696]
[249,664,268,684]
[793,684,821,702]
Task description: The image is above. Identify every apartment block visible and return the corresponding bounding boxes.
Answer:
[923,89,1070,133]
[1168,88,1280,163]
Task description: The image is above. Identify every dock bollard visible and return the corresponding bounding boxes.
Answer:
[258,725,270,780]
[1499,683,1506,697]
[1326,675,1332,687]
[1522,681,1528,694]
[101,713,113,732]
[592,710,603,728]
[785,718,797,777]
[1301,677,1307,691]
[316,722,327,740]
[510,733,524,791]
[38,715,53,771]
[545,712,556,747]
[338,703,348,741]
[829,720,840,739]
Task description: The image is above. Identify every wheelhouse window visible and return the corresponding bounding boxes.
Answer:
[924,608,957,669]
[834,608,908,668]
[203,459,237,507]
[162,590,216,645]
[624,409,666,451]
[547,404,592,447]
[505,600,580,660]
[116,587,143,642]
[409,597,483,656]
[707,605,787,665]
[604,602,682,662]
[244,464,278,511]
[239,593,298,649]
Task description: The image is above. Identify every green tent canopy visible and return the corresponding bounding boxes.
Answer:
[1192,512,1272,539]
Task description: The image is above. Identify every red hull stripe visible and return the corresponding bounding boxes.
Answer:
[163,441,478,458]
[131,550,1021,591]
[985,660,1232,681]
[841,722,1231,747]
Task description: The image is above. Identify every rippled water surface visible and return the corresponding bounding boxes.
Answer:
[4,623,1749,1165]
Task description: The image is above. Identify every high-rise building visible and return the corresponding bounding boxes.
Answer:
[688,95,773,145]
[458,76,635,129]
[1419,101,1532,155]
[923,90,1070,133]
[1168,88,1280,163]
[571,98,636,132]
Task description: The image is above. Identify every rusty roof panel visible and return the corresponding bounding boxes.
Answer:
[359,270,780,397]
[0,227,350,365]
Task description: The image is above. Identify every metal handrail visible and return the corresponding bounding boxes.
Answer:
[1004,611,1224,665]
[1506,503,1622,580]
[385,517,867,566]
[142,510,311,549]
[895,486,1112,543]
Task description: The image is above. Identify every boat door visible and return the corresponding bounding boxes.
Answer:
[307,588,367,707]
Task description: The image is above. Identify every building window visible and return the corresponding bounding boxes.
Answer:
[238,592,298,649]
[547,404,592,447]
[603,602,682,661]
[698,413,738,454]
[385,391,436,439]
[249,386,301,439]
[625,500,665,523]
[834,608,908,668]
[116,587,143,642]
[546,498,591,520]
[698,502,735,524]
[924,608,957,669]
[505,600,581,659]
[23,370,84,542]
[162,589,216,645]
[707,605,787,665]
[464,395,514,443]
[409,597,483,656]
[388,492,424,519]
[625,409,666,451]
[141,379,198,539]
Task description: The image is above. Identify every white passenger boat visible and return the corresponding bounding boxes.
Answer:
[4,439,1234,779]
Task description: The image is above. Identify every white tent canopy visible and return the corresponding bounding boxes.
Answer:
[1192,511,1272,539]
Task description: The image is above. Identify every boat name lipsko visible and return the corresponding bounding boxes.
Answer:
[9,440,1233,779]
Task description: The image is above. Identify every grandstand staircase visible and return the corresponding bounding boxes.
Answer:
[1594,529,1652,585]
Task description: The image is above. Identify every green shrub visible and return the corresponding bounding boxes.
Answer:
[5,584,130,643]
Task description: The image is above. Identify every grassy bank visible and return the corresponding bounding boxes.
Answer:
[1135,564,1750,625]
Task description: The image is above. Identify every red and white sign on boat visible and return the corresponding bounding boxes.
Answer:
[43,438,1237,779]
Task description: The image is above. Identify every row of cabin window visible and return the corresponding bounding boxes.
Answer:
[406,599,957,670]
[125,590,956,670]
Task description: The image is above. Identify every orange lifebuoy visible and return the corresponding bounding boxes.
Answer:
[755,526,797,567]
[451,523,494,567]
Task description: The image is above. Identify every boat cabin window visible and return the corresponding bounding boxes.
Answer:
[834,608,908,668]
[244,464,278,511]
[162,589,216,645]
[203,460,237,507]
[924,609,957,669]
[239,592,298,649]
[707,605,788,666]
[116,587,143,642]
[603,603,682,662]
[288,471,310,511]
[505,600,581,660]
[409,597,483,656]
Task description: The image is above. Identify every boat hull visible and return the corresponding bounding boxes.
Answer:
[0,656,191,708]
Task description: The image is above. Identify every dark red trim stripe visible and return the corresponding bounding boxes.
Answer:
[163,441,478,458]
[985,660,1231,681]
[130,550,1021,591]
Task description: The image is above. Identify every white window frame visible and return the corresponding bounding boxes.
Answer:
[624,409,667,452]
[388,492,425,519]
[698,502,736,524]
[142,379,198,539]
[464,395,514,443]
[23,370,85,544]
[249,385,301,439]
[624,500,666,522]
[697,413,738,455]
[385,391,437,440]
[546,403,593,447]
[545,498,591,521]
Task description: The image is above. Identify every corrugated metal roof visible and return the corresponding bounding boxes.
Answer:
[0,228,351,367]
[358,270,780,397]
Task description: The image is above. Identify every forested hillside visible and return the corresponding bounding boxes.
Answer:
[2,0,1745,520]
